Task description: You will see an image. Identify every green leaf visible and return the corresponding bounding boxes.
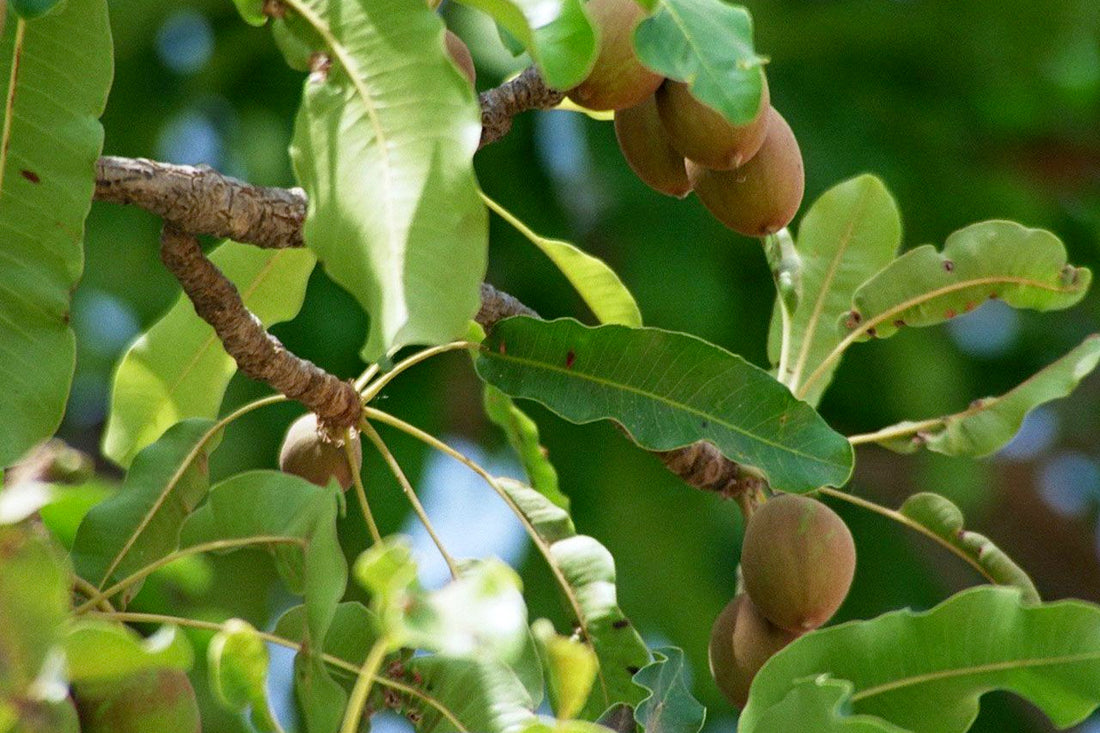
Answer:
[405,655,537,733]
[9,0,64,21]
[633,0,765,125]
[71,419,219,600]
[483,196,642,327]
[285,0,488,361]
[477,318,854,493]
[455,0,597,88]
[496,478,651,720]
[483,384,569,510]
[870,335,1100,458]
[741,587,1100,733]
[208,619,282,732]
[899,493,1039,603]
[746,676,905,733]
[0,526,70,695]
[532,618,598,721]
[633,648,705,733]
[0,0,111,466]
[231,0,267,26]
[62,620,192,683]
[273,601,382,670]
[769,176,902,405]
[102,243,315,467]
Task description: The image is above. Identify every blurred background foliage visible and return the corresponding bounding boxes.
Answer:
[67,0,1100,730]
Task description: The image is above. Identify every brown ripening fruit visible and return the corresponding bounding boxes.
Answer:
[279,413,362,492]
[708,594,801,708]
[73,669,201,733]
[566,0,663,111]
[740,494,856,632]
[686,108,805,238]
[656,75,770,170]
[444,30,476,86]
[613,92,690,198]
[11,698,80,733]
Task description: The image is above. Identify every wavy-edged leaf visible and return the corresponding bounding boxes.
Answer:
[870,335,1100,458]
[71,419,219,599]
[633,647,705,733]
[477,318,853,493]
[284,0,487,361]
[103,243,315,467]
[746,676,904,733]
[769,176,902,405]
[62,621,192,683]
[899,493,1038,603]
[633,0,764,125]
[497,477,650,719]
[484,384,569,510]
[484,196,642,327]
[208,619,281,732]
[742,587,1100,733]
[456,0,597,88]
[0,0,111,466]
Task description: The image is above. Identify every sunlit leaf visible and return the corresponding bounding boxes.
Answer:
[405,655,537,733]
[62,621,192,683]
[477,317,853,493]
[741,587,1100,733]
[633,648,705,733]
[284,0,487,360]
[103,243,315,467]
[0,0,111,466]
[231,0,267,25]
[532,618,597,720]
[208,619,282,732]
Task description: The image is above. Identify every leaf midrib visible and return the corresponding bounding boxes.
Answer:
[0,20,27,204]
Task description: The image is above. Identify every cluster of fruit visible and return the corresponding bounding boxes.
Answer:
[564,0,804,238]
[709,494,856,707]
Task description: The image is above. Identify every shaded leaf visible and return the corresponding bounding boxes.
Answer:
[532,618,598,720]
[274,601,382,671]
[741,587,1100,733]
[477,318,853,493]
[633,648,705,733]
[0,0,111,466]
[285,0,487,360]
[899,493,1038,603]
[208,619,282,732]
[9,0,64,19]
[633,0,764,125]
[456,0,597,88]
[483,384,569,510]
[71,419,219,599]
[871,335,1100,458]
[769,176,902,405]
[103,243,315,467]
[62,620,192,683]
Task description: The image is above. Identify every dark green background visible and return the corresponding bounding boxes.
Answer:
[71,1,1100,730]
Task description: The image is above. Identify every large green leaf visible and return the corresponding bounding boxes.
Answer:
[768,176,902,405]
[71,419,219,599]
[103,243,316,467]
[746,677,905,733]
[497,478,651,720]
[477,318,853,493]
[633,648,705,733]
[483,384,569,510]
[62,620,192,683]
[869,335,1100,457]
[633,0,764,125]
[741,587,1100,733]
[898,493,1038,603]
[455,0,597,89]
[285,0,487,361]
[0,0,112,466]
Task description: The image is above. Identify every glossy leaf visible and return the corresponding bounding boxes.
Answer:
[71,419,219,599]
[0,526,70,695]
[62,620,192,683]
[633,648,705,733]
[0,0,111,466]
[532,618,598,720]
[633,0,765,125]
[899,493,1039,602]
[477,318,854,493]
[871,335,1100,458]
[769,176,902,405]
[208,619,282,732]
[497,477,651,719]
[285,0,487,361]
[102,243,315,467]
[741,587,1100,733]
[483,384,569,510]
[456,0,597,88]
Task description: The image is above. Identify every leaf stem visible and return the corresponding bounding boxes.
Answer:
[340,637,391,733]
[847,418,945,447]
[72,575,114,613]
[358,419,459,579]
[346,435,382,545]
[360,341,476,403]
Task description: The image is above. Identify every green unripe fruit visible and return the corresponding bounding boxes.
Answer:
[613,92,690,198]
[444,30,476,86]
[686,108,805,238]
[73,669,201,733]
[566,0,663,111]
[11,698,80,733]
[279,413,362,491]
[656,75,770,170]
[708,594,800,708]
[740,493,856,632]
